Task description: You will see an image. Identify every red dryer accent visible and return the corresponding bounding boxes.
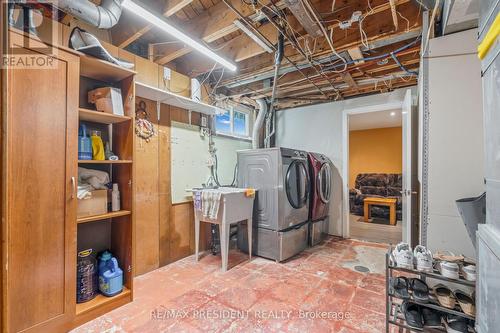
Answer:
[308,152,332,221]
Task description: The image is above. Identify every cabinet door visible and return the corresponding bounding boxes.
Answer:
[4,33,78,333]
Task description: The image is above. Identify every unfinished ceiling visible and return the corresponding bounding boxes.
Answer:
[69,0,426,110]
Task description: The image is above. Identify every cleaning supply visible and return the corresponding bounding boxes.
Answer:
[78,124,92,160]
[91,130,105,160]
[76,249,98,303]
[98,251,123,297]
[111,183,120,212]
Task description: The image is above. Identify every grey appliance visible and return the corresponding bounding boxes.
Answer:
[237,147,310,262]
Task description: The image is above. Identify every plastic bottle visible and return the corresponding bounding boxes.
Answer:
[98,251,123,297]
[91,130,105,160]
[112,183,120,212]
[78,124,92,160]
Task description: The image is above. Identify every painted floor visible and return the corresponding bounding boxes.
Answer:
[72,236,391,333]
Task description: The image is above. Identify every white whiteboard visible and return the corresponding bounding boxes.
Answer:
[171,121,210,203]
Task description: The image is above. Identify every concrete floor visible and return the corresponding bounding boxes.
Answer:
[349,214,403,244]
[72,236,390,333]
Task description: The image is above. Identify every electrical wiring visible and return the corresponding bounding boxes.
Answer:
[390,52,418,76]
[397,10,410,32]
[299,0,347,73]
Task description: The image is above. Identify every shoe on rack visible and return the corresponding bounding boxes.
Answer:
[461,264,476,281]
[392,242,414,269]
[390,276,410,299]
[434,284,457,309]
[408,278,430,303]
[438,261,460,280]
[402,301,423,330]
[422,307,443,329]
[443,314,468,333]
[414,245,433,272]
[454,289,475,317]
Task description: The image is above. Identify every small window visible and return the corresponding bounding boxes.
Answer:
[233,111,248,136]
[215,109,231,133]
[215,107,252,139]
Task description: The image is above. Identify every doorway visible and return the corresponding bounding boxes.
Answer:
[342,90,415,245]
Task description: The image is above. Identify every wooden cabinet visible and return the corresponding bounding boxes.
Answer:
[3,31,79,333]
[2,30,136,333]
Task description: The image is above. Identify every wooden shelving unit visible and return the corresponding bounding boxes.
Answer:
[77,210,132,224]
[76,53,135,325]
[79,108,131,124]
[79,54,136,83]
[385,247,476,332]
[78,160,133,164]
[76,287,131,316]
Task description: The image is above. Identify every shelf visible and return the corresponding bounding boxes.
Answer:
[79,54,136,82]
[388,265,476,287]
[78,160,133,164]
[79,108,131,124]
[76,287,131,316]
[135,82,224,115]
[389,294,476,320]
[77,210,131,224]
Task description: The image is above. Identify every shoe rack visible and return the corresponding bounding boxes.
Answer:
[385,246,476,332]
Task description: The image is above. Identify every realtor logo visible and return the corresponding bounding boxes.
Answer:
[2,0,59,69]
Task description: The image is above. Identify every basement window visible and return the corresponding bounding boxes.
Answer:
[215,107,252,139]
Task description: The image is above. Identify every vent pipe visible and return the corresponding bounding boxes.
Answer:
[55,0,124,29]
[252,99,268,149]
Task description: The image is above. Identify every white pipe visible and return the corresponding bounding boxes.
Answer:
[253,99,268,149]
[54,0,124,29]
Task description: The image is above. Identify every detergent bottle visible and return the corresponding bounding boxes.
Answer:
[91,130,105,160]
[78,124,92,160]
[98,251,123,297]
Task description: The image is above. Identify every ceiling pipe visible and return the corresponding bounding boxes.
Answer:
[253,99,268,149]
[54,0,124,29]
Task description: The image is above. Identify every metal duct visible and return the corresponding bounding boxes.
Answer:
[54,0,124,29]
[252,99,268,149]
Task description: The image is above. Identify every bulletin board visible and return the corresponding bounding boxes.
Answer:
[170,121,211,203]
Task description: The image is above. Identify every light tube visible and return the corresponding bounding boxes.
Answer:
[233,19,274,54]
[122,0,237,72]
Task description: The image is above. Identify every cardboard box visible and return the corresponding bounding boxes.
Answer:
[78,189,108,218]
[88,87,124,116]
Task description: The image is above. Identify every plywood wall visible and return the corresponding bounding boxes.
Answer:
[134,99,210,275]
[349,127,403,187]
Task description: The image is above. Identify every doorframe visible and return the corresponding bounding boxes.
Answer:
[341,101,406,239]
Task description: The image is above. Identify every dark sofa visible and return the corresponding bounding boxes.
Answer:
[349,173,402,221]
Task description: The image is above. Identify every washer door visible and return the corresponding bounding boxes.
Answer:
[317,163,332,203]
[285,160,309,209]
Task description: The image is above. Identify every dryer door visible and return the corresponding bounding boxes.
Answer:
[317,163,332,203]
[285,159,309,209]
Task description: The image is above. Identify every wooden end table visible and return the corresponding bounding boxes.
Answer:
[363,197,398,225]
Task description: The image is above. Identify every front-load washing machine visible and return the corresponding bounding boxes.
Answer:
[237,147,310,261]
[308,152,333,246]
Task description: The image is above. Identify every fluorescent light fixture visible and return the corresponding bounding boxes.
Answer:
[233,19,274,54]
[122,0,237,72]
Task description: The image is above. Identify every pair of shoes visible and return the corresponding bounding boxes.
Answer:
[437,260,460,279]
[443,314,470,333]
[390,277,430,303]
[392,243,433,271]
[434,285,475,316]
[402,301,443,330]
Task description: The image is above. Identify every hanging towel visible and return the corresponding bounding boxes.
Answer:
[209,191,222,220]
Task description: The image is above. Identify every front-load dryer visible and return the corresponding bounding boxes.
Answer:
[308,152,333,245]
[237,147,310,261]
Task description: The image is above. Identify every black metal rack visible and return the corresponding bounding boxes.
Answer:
[386,246,476,332]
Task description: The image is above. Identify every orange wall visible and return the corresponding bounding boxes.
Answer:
[349,127,402,187]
